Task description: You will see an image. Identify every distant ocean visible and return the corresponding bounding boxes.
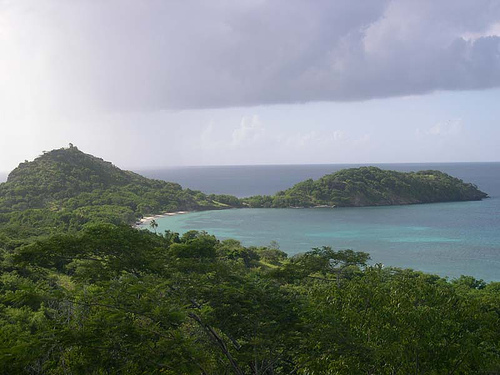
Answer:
[138,162,500,198]
[138,163,500,281]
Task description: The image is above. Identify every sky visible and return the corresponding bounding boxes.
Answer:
[1,0,500,173]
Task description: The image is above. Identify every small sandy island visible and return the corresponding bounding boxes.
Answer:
[134,211,190,227]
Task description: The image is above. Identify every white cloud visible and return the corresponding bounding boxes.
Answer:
[196,113,372,164]
[285,131,320,148]
[462,22,500,41]
[416,119,463,139]
[332,130,346,141]
[284,129,368,149]
[231,115,265,146]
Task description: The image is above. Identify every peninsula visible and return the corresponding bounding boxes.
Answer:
[243,167,488,208]
[0,146,488,241]
[0,146,498,374]
[0,145,243,239]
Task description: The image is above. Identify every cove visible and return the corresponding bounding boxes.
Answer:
[147,201,500,282]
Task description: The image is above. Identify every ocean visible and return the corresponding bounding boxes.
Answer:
[138,162,500,281]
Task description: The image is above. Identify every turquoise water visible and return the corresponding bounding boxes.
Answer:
[140,163,500,281]
[153,203,499,281]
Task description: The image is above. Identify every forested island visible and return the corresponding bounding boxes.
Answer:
[0,146,488,235]
[0,146,498,374]
[243,167,488,208]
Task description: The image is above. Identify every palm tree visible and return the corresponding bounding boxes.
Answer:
[149,219,158,234]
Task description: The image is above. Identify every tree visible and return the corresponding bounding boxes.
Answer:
[149,219,158,233]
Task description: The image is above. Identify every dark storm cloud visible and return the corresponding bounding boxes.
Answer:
[3,0,500,110]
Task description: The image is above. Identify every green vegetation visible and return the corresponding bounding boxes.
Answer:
[243,166,488,208]
[0,146,498,374]
[1,147,487,246]
[1,226,499,374]
[0,145,242,243]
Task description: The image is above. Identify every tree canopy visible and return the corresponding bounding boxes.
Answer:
[0,146,497,374]
[243,167,488,208]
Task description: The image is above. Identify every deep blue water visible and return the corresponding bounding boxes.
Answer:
[139,163,499,199]
[138,163,498,281]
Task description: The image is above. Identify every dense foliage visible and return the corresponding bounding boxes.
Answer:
[0,146,498,374]
[0,146,242,243]
[243,166,488,208]
[0,225,499,374]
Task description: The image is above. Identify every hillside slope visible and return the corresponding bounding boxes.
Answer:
[0,148,489,241]
[0,146,241,239]
[5,145,147,202]
[243,166,488,208]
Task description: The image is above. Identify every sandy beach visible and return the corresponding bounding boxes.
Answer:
[135,211,190,227]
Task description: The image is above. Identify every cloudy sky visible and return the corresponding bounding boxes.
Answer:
[1,0,500,172]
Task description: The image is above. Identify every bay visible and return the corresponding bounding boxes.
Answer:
[142,162,500,281]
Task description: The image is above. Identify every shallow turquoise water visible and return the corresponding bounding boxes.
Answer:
[140,162,500,281]
[151,201,500,281]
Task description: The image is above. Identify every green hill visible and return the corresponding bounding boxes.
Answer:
[4,145,148,203]
[243,166,488,208]
[0,145,241,240]
[0,148,489,241]
[0,147,498,374]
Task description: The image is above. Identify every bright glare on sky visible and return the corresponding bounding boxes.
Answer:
[1,1,500,172]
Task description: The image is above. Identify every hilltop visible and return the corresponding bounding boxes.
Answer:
[5,145,148,200]
[0,145,241,239]
[0,147,489,241]
[0,147,498,374]
[243,166,488,208]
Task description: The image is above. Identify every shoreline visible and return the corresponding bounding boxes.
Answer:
[133,196,489,228]
[134,211,190,227]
